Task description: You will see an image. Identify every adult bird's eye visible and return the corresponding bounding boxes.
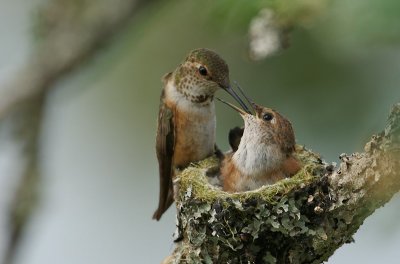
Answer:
[198,66,208,76]
[263,113,273,121]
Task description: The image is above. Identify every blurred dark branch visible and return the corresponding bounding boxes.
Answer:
[0,0,152,119]
[0,0,155,263]
[2,95,43,264]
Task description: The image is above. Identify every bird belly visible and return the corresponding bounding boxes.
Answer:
[173,106,216,167]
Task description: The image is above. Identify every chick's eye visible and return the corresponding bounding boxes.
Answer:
[263,113,273,121]
[198,66,208,76]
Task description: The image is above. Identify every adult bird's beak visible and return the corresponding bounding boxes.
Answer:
[220,85,252,114]
[233,81,256,115]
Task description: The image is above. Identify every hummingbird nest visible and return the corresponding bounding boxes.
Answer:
[164,103,400,264]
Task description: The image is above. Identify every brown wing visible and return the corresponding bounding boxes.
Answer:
[152,88,175,221]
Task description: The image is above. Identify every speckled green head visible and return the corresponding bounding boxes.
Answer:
[174,48,250,108]
[184,48,230,88]
[174,48,230,99]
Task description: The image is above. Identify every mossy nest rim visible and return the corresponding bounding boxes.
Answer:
[178,145,326,206]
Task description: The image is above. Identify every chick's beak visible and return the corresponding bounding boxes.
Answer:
[216,98,248,116]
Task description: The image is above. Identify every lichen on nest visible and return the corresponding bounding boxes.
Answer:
[172,145,333,263]
[164,103,400,264]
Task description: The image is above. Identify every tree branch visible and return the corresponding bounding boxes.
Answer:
[0,95,43,264]
[165,102,400,263]
[0,1,154,263]
[0,0,152,119]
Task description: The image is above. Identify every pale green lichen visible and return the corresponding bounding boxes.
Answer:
[166,104,400,264]
[173,146,332,263]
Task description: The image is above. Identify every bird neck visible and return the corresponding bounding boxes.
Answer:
[164,80,215,112]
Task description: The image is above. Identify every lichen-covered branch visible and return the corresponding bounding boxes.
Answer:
[165,103,400,264]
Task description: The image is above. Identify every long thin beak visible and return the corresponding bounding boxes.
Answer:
[233,81,256,114]
[222,86,251,114]
[216,97,248,116]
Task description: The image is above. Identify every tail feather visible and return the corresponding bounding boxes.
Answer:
[152,188,174,221]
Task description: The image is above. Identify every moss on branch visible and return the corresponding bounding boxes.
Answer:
[164,103,400,264]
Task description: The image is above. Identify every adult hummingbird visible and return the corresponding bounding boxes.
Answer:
[218,98,301,193]
[153,48,249,220]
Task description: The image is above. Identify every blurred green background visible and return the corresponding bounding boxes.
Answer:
[1,0,400,263]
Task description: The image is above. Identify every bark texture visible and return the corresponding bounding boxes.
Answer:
[165,102,400,264]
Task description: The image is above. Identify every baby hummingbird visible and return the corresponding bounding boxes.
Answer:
[153,48,249,220]
[218,96,301,193]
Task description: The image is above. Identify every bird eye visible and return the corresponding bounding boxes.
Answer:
[198,66,208,76]
[263,113,273,121]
